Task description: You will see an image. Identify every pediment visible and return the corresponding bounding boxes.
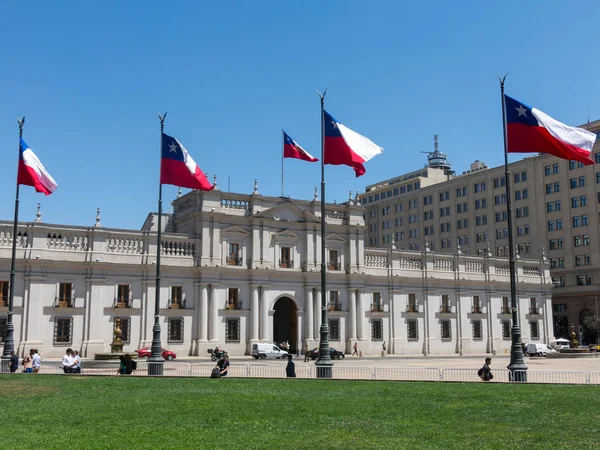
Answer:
[253,200,320,223]
[326,233,347,243]
[273,229,300,242]
[221,225,249,236]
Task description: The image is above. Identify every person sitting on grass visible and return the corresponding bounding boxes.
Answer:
[218,354,230,377]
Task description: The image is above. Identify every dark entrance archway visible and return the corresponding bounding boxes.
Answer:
[273,297,298,354]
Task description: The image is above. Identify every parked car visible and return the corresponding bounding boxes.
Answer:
[135,347,177,360]
[526,343,556,357]
[251,343,288,359]
[549,338,570,350]
[309,348,345,360]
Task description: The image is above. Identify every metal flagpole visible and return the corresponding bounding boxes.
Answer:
[1,117,25,372]
[281,129,285,197]
[499,75,527,381]
[148,111,168,376]
[315,89,333,378]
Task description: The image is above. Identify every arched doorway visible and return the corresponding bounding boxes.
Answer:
[273,297,298,354]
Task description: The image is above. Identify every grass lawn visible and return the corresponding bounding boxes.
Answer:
[1,375,599,449]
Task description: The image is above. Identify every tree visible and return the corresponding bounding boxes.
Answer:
[582,315,600,344]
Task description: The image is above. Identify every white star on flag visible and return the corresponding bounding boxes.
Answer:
[169,142,178,153]
[515,105,528,117]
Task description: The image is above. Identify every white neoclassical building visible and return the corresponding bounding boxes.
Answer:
[0,188,553,358]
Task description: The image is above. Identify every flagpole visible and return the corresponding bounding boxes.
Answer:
[148,111,167,376]
[281,129,285,197]
[315,89,332,378]
[499,75,527,381]
[1,117,25,372]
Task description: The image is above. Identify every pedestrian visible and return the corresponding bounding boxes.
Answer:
[286,353,296,378]
[352,342,358,356]
[32,349,41,373]
[303,343,311,362]
[72,350,81,374]
[478,357,493,381]
[9,351,18,373]
[218,354,230,377]
[382,341,387,352]
[23,349,33,373]
[62,348,75,374]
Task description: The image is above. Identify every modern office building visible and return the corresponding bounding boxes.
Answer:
[0,187,551,358]
[360,121,600,342]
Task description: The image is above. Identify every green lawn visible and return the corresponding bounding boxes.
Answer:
[1,375,599,449]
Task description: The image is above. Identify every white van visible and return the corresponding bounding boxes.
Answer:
[251,343,289,359]
[526,343,556,357]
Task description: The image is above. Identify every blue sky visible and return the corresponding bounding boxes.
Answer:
[1,2,598,230]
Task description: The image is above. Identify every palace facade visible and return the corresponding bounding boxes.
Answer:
[0,188,552,358]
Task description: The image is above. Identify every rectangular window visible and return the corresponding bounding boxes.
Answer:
[0,281,8,307]
[227,242,241,265]
[168,318,184,343]
[502,321,511,340]
[58,283,73,307]
[371,319,383,341]
[408,293,417,312]
[407,319,418,341]
[54,317,73,345]
[328,249,339,270]
[280,247,292,268]
[329,319,340,341]
[441,320,451,340]
[0,317,7,343]
[328,291,340,311]
[472,320,483,340]
[116,317,130,343]
[170,286,183,309]
[441,295,450,313]
[472,296,481,314]
[530,321,540,340]
[116,284,130,308]
[225,318,240,343]
[553,163,559,174]
[372,292,382,312]
[227,288,240,310]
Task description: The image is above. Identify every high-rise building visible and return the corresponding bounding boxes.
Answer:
[360,121,600,342]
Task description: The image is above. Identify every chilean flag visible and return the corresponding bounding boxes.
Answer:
[17,138,57,195]
[160,133,214,191]
[324,110,383,177]
[283,131,318,162]
[505,95,596,166]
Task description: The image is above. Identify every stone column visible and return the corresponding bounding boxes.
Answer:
[250,284,260,341]
[349,289,357,339]
[209,283,219,342]
[306,288,314,341]
[357,290,365,340]
[199,283,208,342]
[260,285,269,341]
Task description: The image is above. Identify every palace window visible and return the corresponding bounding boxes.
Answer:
[473,320,483,340]
[227,242,241,266]
[57,283,73,308]
[407,294,417,312]
[441,320,451,340]
[0,281,8,307]
[329,319,340,341]
[0,317,7,343]
[472,296,481,314]
[329,291,341,311]
[328,250,339,270]
[170,286,183,309]
[279,247,293,268]
[502,321,511,340]
[168,318,184,343]
[226,318,240,343]
[116,284,130,308]
[227,288,240,310]
[407,320,418,341]
[54,318,73,345]
[371,319,383,341]
[371,292,382,312]
[530,321,540,340]
[441,295,450,313]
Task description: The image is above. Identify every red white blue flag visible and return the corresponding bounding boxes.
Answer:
[18,138,57,195]
[505,95,596,166]
[160,133,214,191]
[283,131,318,162]
[323,110,383,177]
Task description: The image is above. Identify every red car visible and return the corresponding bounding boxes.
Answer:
[135,347,177,361]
